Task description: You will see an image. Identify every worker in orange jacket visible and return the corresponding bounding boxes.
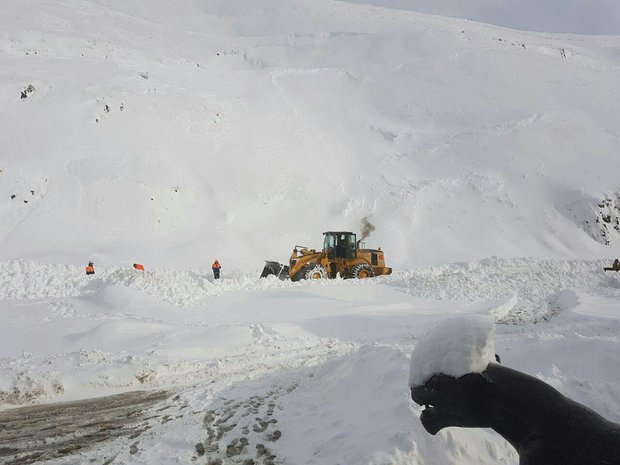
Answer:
[133,263,145,271]
[85,261,95,275]
[212,259,221,280]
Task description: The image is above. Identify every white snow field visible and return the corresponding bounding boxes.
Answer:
[1,0,620,464]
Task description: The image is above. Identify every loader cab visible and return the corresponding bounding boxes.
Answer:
[324,231,357,260]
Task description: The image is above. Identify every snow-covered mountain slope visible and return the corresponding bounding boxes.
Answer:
[344,0,620,34]
[1,2,620,464]
[1,0,619,270]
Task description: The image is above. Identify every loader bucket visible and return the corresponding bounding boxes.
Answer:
[260,261,290,280]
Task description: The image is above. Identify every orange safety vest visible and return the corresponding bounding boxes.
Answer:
[212,261,221,270]
[133,263,145,271]
[85,266,95,275]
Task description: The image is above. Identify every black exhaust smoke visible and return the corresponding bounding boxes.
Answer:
[360,216,376,241]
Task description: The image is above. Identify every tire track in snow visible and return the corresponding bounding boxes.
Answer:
[0,390,174,465]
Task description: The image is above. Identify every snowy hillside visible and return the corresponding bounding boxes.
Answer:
[345,0,620,34]
[1,1,620,465]
[1,0,620,269]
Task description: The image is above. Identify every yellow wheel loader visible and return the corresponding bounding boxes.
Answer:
[260,231,392,281]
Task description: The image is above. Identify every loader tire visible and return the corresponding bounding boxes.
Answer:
[302,264,327,280]
[351,263,374,279]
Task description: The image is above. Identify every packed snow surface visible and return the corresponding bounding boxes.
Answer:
[1,0,620,464]
[408,314,496,386]
[2,259,620,464]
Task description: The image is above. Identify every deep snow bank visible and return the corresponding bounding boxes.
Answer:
[2,257,618,408]
[390,257,616,322]
[1,257,619,464]
[1,256,615,313]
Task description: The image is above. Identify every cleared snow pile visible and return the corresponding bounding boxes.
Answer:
[0,370,64,405]
[409,315,495,387]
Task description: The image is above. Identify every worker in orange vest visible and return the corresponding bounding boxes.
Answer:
[133,263,145,271]
[212,259,221,280]
[85,261,95,275]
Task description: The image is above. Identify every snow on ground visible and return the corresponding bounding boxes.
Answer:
[1,258,620,464]
[1,0,620,464]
